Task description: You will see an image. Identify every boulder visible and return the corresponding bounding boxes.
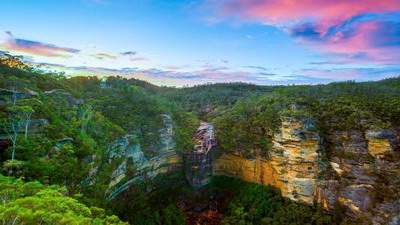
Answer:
[366,129,396,157]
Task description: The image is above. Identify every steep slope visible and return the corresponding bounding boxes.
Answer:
[1,55,399,225]
[213,81,400,224]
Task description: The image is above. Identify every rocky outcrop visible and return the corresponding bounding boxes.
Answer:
[366,129,398,157]
[270,117,319,204]
[159,114,176,153]
[214,116,319,204]
[319,129,400,224]
[213,154,282,188]
[0,88,38,106]
[214,117,400,224]
[184,122,217,187]
[44,89,84,107]
[85,114,182,200]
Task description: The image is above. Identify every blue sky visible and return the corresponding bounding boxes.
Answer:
[0,0,399,86]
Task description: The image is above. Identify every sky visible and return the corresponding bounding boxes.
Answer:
[0,0,399,87]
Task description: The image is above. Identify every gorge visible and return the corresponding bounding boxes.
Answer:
[0,55,399,225]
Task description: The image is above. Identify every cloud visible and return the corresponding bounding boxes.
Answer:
[0,32,80,57]
[119,50,148,61]
[128,56,148,62]
[207,0,400,26]
[278,75,333,84]
[244,65,269,71]
[91,52,117,60]
[258,72,277,76]
[32,59,400,87]
[89,50,147,62]
[206,0,400,64]
[297,67,400,81]
[290,14,400,64]
[120,51,137,56]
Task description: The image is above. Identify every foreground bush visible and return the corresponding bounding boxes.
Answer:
[0,175,127,225]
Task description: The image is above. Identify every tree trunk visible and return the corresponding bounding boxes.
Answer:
[11,142,16,161]
[10,122,18,161]
[24,113,32,140]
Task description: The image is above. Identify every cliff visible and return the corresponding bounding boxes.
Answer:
[84,114,182,200]
[214,117,319,204]
[214,117,400,224]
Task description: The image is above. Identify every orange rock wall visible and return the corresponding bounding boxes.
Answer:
[213,154,284,191]
[214,117,320,204]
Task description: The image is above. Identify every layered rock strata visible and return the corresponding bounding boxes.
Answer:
[214,118,400,224]
[214,117,319,204]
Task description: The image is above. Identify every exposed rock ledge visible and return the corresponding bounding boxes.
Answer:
[214,117,400,224]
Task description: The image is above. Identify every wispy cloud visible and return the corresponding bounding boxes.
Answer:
[120,51,137,56]
[35,60,400,87]
[243,65,269,71]
[91,52,117,60]
[290,14,400,64]
[205,0,400,64]
[119,50,148,61]
[0,32,80,57]
[297,67,400,81]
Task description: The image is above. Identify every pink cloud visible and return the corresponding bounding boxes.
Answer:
[1,32,79,57]
[208,0,400,64]
[297,20,400,64]
[212,0,400,27]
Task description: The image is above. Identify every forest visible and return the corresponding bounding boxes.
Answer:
[1,54,399,225]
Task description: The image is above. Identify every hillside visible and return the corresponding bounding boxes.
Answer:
[0,56,399,225]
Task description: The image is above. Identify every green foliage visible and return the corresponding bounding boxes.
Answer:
[0,175,127,225]
[210,176,336,225]
[214,78,400,158]
[164,82,275,120]
[161,204,186,225]
[214,95,294,158]
[110,172,189,225]
[172,110,199,151]
[0,62,197,202]
[1,56,400,225]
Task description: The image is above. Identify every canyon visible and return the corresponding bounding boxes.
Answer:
[214,116,400,225]
[101,113,399,224]
[1,57,400,224]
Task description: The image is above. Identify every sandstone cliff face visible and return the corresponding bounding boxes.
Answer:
[214,117,319,204]
[83,114,182,200]
[214,118,400,224]
[318,129,400,224]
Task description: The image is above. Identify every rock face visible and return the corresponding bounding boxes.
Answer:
[84,114,182,200]
[318,129,400,224]
[214,117,400,224]
[0,88,38,106]
[159,114,176,153]
[44,89,84,107]
[366,129,398,157]
[214,117,319,204]
[270,117,319,204]
[104,114,182,200]
[184,122,217,187]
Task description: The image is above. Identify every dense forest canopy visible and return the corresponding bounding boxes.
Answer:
[214,79,400,158]
[1,55,399,225]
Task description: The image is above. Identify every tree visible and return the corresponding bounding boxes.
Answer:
[17,98,42,140]
[2,114,20,162]
[4,105,35,161]
[0,175,128,225]
[20,105,34,140]
[78,105,93,134]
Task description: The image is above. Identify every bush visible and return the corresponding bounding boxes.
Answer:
[210,176,337,225]
[0,175,127,225]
